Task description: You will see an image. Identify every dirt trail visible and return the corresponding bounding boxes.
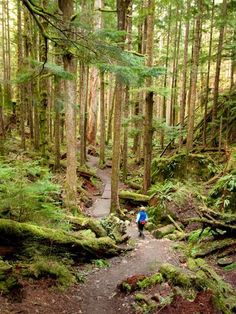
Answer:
[78,157,180,314]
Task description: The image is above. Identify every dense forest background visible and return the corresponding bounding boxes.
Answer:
[0,0,235,211]
[0,0,236,313]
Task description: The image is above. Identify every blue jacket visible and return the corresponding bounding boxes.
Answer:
[136,210,148,223]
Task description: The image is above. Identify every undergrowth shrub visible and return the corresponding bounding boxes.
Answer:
[147,180,205,223]
[23,256,76,288]
[0,160,66,227]
[151,153,219,182]
[207,170,236,212]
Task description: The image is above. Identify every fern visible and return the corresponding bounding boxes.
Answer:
[0,160,66,227]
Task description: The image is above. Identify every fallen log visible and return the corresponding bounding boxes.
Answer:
[65,215,107,238]
[119,190,150,203]
[185,207,236,236]
[0,219,122,259]
[190,238,236,258]
[125,180,142,191]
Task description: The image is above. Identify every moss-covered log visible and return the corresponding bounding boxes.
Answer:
[191,238,236,258]
[159,263,192,288]
[65,215,107,238]
[119,190,150,203]
[151,224,176,239]
[0,219,122,258]
[186,207,236,236]
[101,214,130,244]
[187,258,236,313]
[125,180,142,191]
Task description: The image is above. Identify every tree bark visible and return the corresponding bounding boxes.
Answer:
[179,1,190,148]
[211,0,227,146]
[143,0,155,194]
[79,62,88,167]
[186,0,202,152]
[203,0,214,147]
[99,70,106,167]
[110,0,131,214]
[58,0,78,209]
[17,0,26,150]
[160,4,171,149]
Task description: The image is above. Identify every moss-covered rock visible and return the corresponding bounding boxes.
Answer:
[151,224,176,239]
[66,215,107,238]
[101,214,129,244]
[159,263,192,288]
[152,153,218,183]
[137,273,163,289]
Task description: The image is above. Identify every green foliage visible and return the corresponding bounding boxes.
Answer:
[24,257,76,288]
[151,153,219,183]
[0,160,65,227]
[147,180,204,223]
[188,227,212,243]
[224,263,236,271]
[208,171,236,212]
[98,51,165,86]
[92,259,110,268]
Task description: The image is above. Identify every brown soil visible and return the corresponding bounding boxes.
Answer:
[158,291,220,314]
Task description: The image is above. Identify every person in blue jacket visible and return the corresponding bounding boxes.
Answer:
[136,206,148,238]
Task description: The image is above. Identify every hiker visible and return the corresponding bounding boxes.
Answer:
[136,206,148,238]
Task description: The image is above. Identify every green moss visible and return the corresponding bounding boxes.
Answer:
[152,153,218,182]
[0,219,121,258]
[0,259,20,294]
[134,293,157,313]
[188,227,212,243]
[24,257,75,288]
[137,273,163,289]
[134,293,148,302]
[67,215,107,237]
[121,282,132,293]
[101,214,129,244]
[190,238,236,258]
[224,263,236,271]
[119,190,150,202]
[187,258,236,313]
[159,263,192,288]
[0,276,19,294]
[152,224,176,239]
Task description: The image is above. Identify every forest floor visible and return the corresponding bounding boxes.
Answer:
[0,156,228,314]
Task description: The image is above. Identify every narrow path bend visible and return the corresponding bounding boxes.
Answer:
[78,157,180,314]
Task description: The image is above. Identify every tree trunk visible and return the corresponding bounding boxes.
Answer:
[203,0,214,147]
[122,2,132,181]
[17,0,26,150]
[58,0,78,209]
[110,0,131,214]
[54,54,63,170]
[99,70,106,167]
[143,0,155,194]
[211,0,227,146]
[160,4,171,149]
[79,62,88,167]
[179,1,190,148]
[186,0,202,152]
